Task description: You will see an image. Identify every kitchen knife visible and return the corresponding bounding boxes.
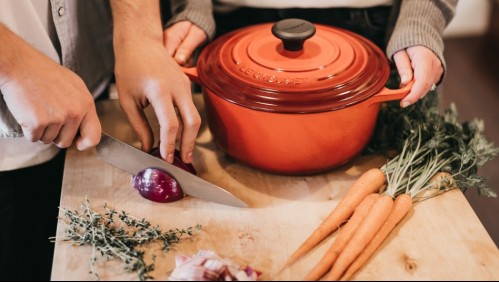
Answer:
[95,133,248,208]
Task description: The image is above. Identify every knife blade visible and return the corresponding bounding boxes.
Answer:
[95,133,248,208]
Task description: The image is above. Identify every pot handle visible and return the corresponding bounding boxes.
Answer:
[368,80,414,105]
[180,66,201,85]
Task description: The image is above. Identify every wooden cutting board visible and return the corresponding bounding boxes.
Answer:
[51,95,499,281]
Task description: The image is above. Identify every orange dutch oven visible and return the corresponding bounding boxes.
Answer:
[184,19,411,175]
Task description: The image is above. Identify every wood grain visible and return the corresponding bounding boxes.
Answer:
[51,95,499,281]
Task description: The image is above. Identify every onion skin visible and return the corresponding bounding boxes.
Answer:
[132,149,196,203]
[132,167,184,203]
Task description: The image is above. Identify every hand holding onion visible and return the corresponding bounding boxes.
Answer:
[132,148,196,203]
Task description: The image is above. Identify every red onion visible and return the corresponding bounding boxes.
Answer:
[168,250,261,281]
[132,149,196,203]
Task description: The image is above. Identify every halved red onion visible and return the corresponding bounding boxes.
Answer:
[132,148,196,203]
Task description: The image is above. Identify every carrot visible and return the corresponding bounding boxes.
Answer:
[282,168,386,269]
[324,194,394,281]
[303,193,380,281]
[339,193,413,281]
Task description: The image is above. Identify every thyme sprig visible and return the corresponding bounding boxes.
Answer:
[51,197,202,280]
[368,91,498,200]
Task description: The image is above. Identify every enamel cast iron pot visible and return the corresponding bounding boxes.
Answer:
[183,19,412,175]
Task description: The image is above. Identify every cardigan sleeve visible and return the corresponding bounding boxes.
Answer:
[386,0,458,82]
[164,0,216,42]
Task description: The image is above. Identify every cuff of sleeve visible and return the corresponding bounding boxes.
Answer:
[386,0,455,84]
[164,3,215,42]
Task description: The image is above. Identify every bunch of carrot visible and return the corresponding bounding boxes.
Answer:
[280,87,499,280]
[280,168,413,281]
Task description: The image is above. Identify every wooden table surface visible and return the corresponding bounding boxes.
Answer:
[51,95,499,281]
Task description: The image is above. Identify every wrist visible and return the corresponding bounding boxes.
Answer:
[112,21,164,46]
[110,0,164,48]
[0,25,26,86]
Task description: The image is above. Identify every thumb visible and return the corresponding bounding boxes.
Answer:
[75,109,101,151]
[121,102,155,152]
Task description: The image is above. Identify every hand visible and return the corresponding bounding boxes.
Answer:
[164,21,207,66]
[393,46,444,107]
[113,38,201,164]
[0,37,101,150]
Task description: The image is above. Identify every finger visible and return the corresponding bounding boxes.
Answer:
[164,21,191,57]
[19,120,45,142]
[53,117,82,149]
[174,26,207,65]
[153,99,180,164]
[120,99,155,152]
[174,96,201,164]
[40,123,63,144]
[175,115,183,144]
[74,109,101,151]
[401,58,433,107]
[432,57,444,84]
[393,50,413,86]
[182,55,196,68]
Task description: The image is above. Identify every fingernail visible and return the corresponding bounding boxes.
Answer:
[401,101,411,108]
[176,54,186,64]
[167,153,174,163]
[76,139,90,151]
[401,74,409,85]
[186,152,193,163]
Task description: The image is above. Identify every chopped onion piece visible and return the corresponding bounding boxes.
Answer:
[168,250,260,281]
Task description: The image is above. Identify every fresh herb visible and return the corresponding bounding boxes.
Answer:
[50,197,202,281]
[367,90,498,199]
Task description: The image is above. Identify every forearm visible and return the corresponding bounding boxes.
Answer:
[0,23,102,150]
[110,0,164,46]
[0,24,31,86]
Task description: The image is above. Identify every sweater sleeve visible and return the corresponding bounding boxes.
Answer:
[386,0,458,82]
[164,0,216,42]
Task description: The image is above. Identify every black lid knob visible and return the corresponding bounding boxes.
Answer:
[271,19,316,51]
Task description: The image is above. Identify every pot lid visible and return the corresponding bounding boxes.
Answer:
[196,18,390,113]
